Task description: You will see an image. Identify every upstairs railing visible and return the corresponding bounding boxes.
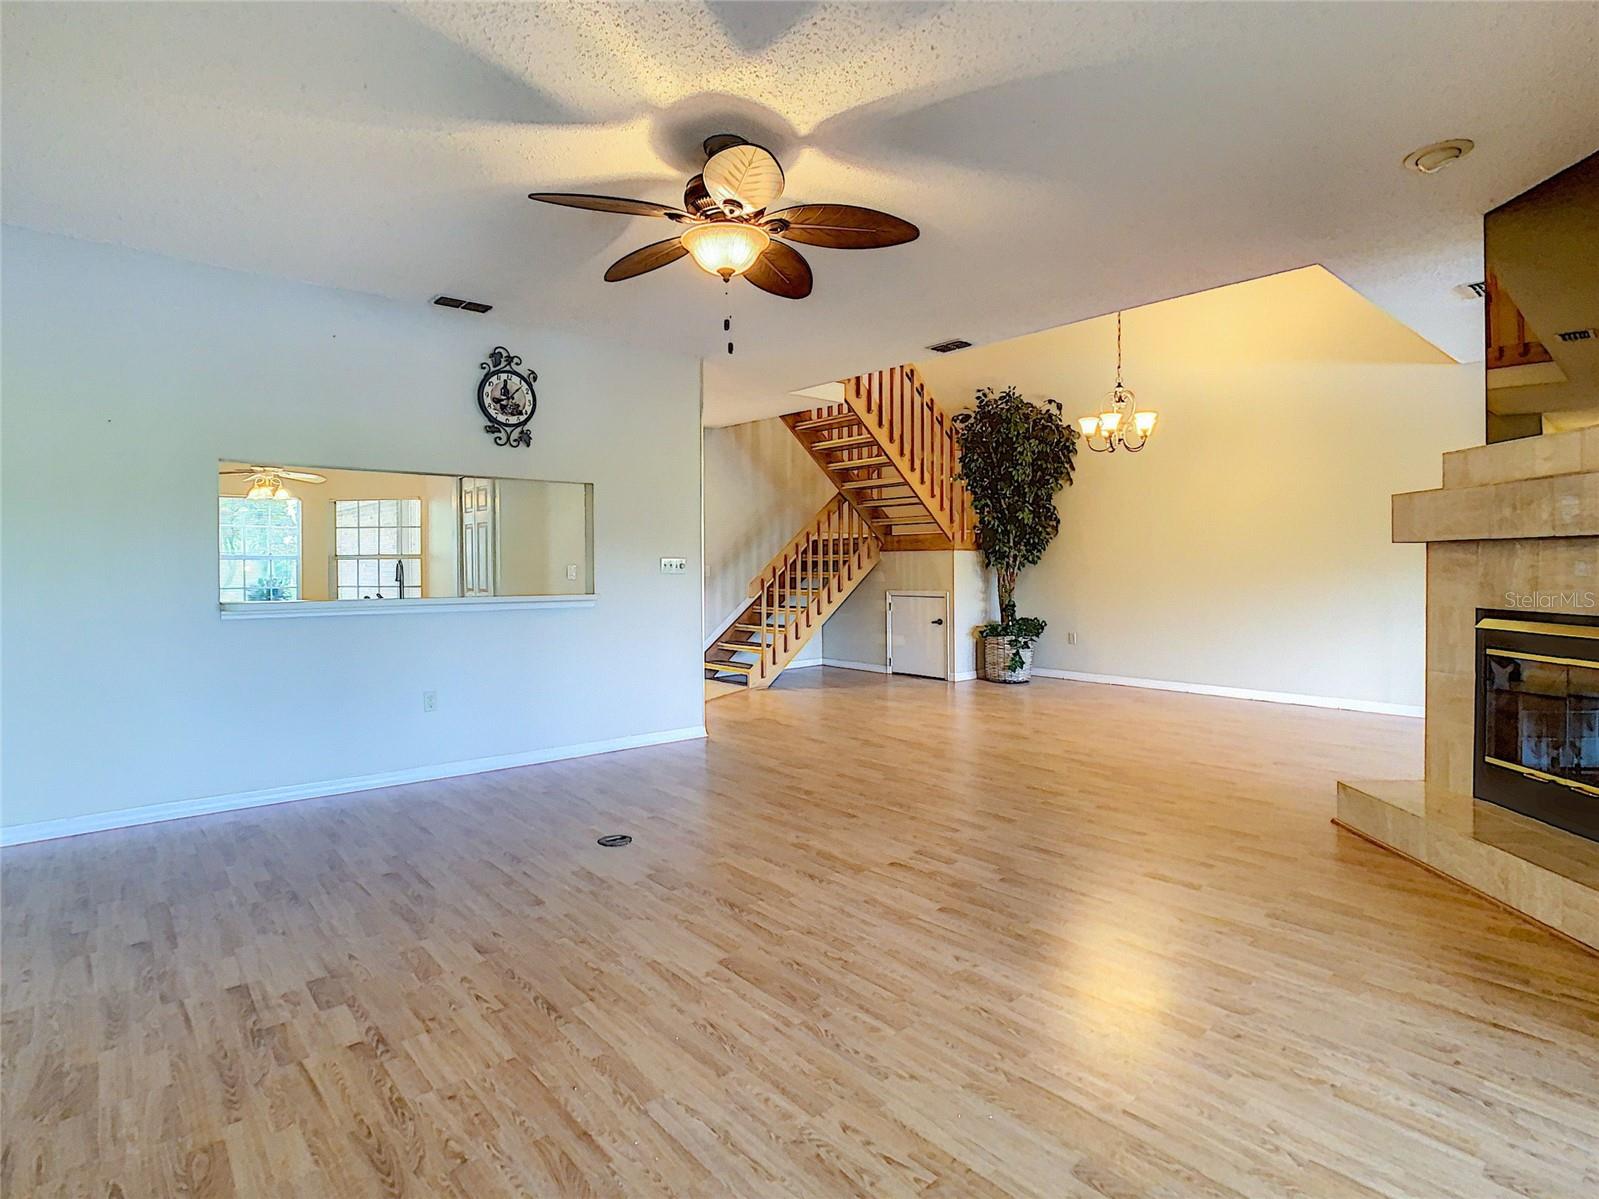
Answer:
[741,494,878,686]
[842,364,975,544]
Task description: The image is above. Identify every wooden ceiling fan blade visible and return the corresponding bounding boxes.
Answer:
[278,470,327,484]
[604,238,689,282]
[527,192,686,220]
[767,204,919,249]
[744,242,812,299]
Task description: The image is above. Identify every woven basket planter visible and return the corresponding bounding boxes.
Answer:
[982,636,1034,684]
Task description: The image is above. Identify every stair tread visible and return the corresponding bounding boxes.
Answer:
[714,640,763,653]
[828,455,892,469]
[813,433,876,450]
[704,660,755,674]
[791,412,860,431]
[840,479,913,490]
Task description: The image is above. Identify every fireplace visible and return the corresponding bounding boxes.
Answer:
[1474,611,1599,841]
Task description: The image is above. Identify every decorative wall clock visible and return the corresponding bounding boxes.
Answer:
[477,346,537,447]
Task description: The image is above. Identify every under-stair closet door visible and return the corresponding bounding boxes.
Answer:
[887,591,950,680]
[460,477,496,596]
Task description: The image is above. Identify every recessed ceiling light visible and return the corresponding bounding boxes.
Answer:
[1402,139,1475,175]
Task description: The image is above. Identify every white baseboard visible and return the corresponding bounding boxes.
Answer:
[1030,668,1424,717]
[0,725,708,847]
[825,661,972,681]
[818,659,977,681]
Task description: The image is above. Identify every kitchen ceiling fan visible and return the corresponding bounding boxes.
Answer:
[219,465,327,500]
[528,134,918,299]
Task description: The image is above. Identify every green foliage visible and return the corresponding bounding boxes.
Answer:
[977,616,1047,646]
[952,386,1078,623]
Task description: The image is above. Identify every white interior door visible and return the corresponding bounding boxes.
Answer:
[888,592,949,679]
[460,477,496,596]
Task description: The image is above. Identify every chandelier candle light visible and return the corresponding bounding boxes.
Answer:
[246,473,292,500]
[1078,311,1158,452]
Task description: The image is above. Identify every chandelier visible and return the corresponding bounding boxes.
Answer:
[246,473,292,500]
[1078,311,1158,452]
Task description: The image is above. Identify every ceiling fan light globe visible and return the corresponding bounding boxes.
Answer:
[681,221,770,279]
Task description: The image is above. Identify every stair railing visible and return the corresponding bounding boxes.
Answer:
[842,364,975,544]
[744,495,876,685]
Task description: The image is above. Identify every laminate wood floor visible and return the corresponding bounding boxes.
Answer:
[4,671,1597,1197]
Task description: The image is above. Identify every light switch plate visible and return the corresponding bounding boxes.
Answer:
[567,564,579,581]
[660,557,688,575]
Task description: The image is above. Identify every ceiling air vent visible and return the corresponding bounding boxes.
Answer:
[927,338,973,354]
[1555,328,1595,343]
[433,295,494,314]
[1464,281,1488,298]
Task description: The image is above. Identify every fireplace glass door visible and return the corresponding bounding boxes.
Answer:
[1482,652,1599,790]
[1475,614,1599,840]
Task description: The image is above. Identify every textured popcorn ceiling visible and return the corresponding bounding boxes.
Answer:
[4,2,1597,424]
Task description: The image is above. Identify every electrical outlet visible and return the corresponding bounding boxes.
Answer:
[422,690,438,713]
[660,557,688,575]
[566,564,578,581]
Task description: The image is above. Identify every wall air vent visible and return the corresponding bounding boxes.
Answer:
[1555,328,1595,342]
[927,338,973,354]
[433,295,494,314]
[1465,281,1488,298]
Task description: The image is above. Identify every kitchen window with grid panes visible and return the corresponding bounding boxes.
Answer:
[219,497,301,602]
[334,499,422,599]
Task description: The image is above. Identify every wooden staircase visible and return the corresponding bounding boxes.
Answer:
[706,364,972,688]
[704,495,881,689]
[782,364,976,551]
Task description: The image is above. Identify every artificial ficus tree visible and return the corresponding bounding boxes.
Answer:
[951,386,1078,625]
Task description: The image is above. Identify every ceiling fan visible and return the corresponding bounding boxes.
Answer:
[528,134,918,299]
[219,465,327,500]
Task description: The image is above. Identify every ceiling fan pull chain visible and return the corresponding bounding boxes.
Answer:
[724,279,734,355]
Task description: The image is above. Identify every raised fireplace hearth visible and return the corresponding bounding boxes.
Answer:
[1475,613,1599,841]
[1334,425,1599,950]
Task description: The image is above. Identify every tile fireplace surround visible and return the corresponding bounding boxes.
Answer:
[1336,425,1599,950]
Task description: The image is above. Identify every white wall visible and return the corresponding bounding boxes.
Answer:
[702,418,835,659]
[951,550,997,680]
[821,552,953,670]
[494,480,592,597]
[916,267,1483,711]
[0,227,704,835]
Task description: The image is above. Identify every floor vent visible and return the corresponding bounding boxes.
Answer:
[926,338,972,353]
[433,295,494,313]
